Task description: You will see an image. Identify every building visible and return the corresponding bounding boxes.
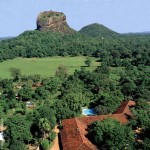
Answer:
[60,100,135,150]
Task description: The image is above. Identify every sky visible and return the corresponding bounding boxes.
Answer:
[0,0,150,37]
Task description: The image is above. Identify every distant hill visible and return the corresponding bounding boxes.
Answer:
[79,23,119,38]
[123,31,150,36]
[0,37,14,41]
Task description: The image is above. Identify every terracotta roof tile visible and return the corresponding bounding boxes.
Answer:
[113,100,136,116]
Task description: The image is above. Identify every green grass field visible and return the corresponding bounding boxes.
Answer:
[0,56,100,78]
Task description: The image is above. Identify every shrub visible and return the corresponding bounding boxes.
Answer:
[41,139,49,150]
[49,131,56,141]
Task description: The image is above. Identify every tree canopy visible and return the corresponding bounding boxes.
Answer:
[88,118,134,150]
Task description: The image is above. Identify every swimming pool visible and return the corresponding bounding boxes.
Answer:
[82,108,97,116]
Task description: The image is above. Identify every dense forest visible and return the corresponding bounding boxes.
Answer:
[0,24,150,149]
[0,63,149,149]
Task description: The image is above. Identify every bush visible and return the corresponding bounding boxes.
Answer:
[49,131,56,141]
[94,105,110,115]
[41,139,50,150]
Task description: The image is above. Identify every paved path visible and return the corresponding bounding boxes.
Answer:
[50,126,60,150]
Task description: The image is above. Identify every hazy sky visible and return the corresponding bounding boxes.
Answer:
[0,0,150,37]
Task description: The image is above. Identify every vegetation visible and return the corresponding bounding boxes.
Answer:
[0,37,14,41]
[1,58,149,149]
[79,23,119,38]
[88,118,134,149]
[84,57,91,67]
[39,11,64,19]
[0,56,99,78]
[129,100,150,149]
[0,28,149,69]
[0,23,149,149]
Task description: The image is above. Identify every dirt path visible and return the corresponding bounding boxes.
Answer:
[50,126,60,150]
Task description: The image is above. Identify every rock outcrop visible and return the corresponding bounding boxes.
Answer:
[37,11,74,34]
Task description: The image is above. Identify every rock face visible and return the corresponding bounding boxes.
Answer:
[37,11,74,34]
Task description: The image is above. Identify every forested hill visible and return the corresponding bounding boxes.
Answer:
[0,24,150,67]
[123,31,150,36]
[79,23,119,38]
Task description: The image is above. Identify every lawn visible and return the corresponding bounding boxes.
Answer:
[0,56,100,78]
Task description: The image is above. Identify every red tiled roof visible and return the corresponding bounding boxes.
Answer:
[61,118,98,150]
[113,100,136,116]
[60,100,135,150]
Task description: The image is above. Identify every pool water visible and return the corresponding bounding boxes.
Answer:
[82,108,97,115]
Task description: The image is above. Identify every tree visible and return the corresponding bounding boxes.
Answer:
[9,140,26,150]
[0,79,13,93]
[18,85,33,101]
[55,65,68,79]
[84,57,91,67]
[9,68,21,82]
[62,92,86,113]
[34,87,49,100]
[35,105,56,129]
[95,91,123,113]
[4,115,32,149]
[95,62,109,74]
[89,118,134,150]
[129,100,150,150]
[39,118,51,139]
[94,105,110,115]
[41,139,49,150]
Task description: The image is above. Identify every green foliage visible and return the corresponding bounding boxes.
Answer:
[18,85,34,101]
[129,100,150,149]
[39,118,51,139]
[84,57,91,67]
[55,100,75,120]
[9,67,21,81]
[96,90,124,113]
[120,66,150,100]
[0,79,13,93]
[0,27,150,69]
[143,138,150,150]
[49,131,56,141]
[34,87,49,100]
[94,105,110,115]
[79,23,119,38]
[41,139,49,150]
[34,104,56,129]
[0,30,97,60]
[55,65,68,79]
[4,115,32,148]
[9,140,26,150]
[39,11,64,19]
[0,56,99,79]
[89,118,134,150]
[0,24,150,149]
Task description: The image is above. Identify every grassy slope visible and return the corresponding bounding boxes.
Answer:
[0,56,99,78]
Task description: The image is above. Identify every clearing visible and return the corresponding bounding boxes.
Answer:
[0,56,99,78]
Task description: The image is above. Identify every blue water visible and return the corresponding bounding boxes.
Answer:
[82,108,97,115]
